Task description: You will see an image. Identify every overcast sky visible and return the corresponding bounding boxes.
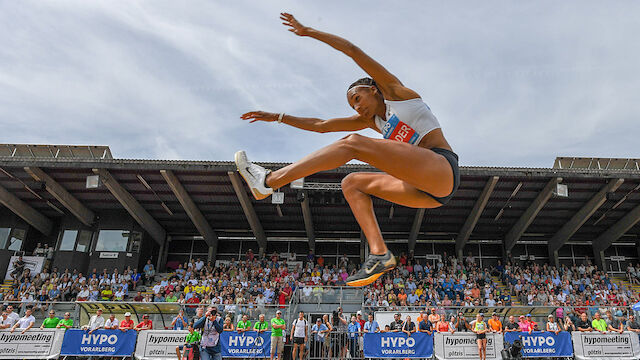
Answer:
[1,1,639,167]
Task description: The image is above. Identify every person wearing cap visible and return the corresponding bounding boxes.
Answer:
[546,315,561,335]
[473,313,488,360]
[311,317,329,358]
[270,310,286,360]
[135,314,153,331]
[119,312,135,331]
[488,313,502,333]
[607,311,624,334]
[172,309,188,330]
[104,314,119,330]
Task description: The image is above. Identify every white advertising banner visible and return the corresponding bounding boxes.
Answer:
[0,329,65,359]
[4,256,45,280]
[572,331,640,360]
[434,332,503,360]
[135,330,190,360]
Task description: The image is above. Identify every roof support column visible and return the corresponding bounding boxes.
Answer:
[228,171,267,255]
[456,176,499,259]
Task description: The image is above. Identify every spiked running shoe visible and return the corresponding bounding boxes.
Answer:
[346,250,397,287]
[235,150,274,200]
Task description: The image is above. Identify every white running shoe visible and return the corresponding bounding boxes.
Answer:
[234,151,273,200]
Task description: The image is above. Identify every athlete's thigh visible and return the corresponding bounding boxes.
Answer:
[352,136,454,198]
[347,172,442,209]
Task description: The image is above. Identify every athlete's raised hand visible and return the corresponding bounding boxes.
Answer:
[280,13,310,36]
[241,111,278,123]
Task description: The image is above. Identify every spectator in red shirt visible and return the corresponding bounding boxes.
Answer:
[119,312,135,331]
[133,291,144,302]
[246,249,254,262]
[135,315,153,331]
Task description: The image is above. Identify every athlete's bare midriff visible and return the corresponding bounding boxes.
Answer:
[418,128,453,152]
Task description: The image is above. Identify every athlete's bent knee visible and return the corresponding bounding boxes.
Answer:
[341,173,364,196]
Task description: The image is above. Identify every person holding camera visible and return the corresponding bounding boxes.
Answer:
[193,306,224,360]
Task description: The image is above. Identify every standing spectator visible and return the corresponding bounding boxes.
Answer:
[418,314,433,335]
[10,308,35,334]
[223,317,234,331]
[254,314,269,333]
[135,314,153,331]
[311,317,329,358]
[0,311,14,329]
[348,316,361,359]
[172,309,188,330]
[40,310,59,329]
[563,317,576,333]
[627,314,640,333]
[488,313,502,333]
[504,316,519,332]
[364,313,380,333]
[84,309,105,333]
[104,314,118,329]
[291,311,308,360]
[428,308,440,324]
[576,313,592,332]
[56,312,74,330]
[389,313,403,332]
[119,312,135,331]
[454,312,470,332]
[546,315,560,334]
[608,311,624,334]
[5,305,19,325]
[143,260,155,286]
[237,314,252,333]
[592,312,607,334]
[270,310,286,360]
[401,315,416,336]
[193,307,224,360]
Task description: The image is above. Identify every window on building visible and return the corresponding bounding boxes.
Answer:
[95,230,137,252]
[59,230,78,251]
[0,228,9,249]
[7,229,25,251]
[76,230,93,252]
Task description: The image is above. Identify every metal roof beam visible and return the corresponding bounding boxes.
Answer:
[504,177,561,253]
[93,168,165,245]
[300,191,315,252]
[548,178,624,261]
[408,208,426,253]
[228,171,267,254]
[160,170,218,250]
[456,176,499,258]
[24,167,95,227]
[592,202,640,254]
[0,182,53,235]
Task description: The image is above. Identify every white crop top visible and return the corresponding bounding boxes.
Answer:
[374,98,441,145]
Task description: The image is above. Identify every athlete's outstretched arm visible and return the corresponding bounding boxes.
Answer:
[280,13,419,100]
[240,111,372,133]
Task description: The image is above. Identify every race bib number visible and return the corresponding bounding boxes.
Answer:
[381,114,419,144]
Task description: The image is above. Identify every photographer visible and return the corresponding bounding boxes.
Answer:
[193,306,224,360]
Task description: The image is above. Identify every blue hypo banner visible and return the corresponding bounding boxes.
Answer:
[221,331,271,358]
[60,329,137,356]
[364,332,434,358]
[504,332,573,358]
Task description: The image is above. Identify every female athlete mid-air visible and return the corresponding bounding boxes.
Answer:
[236,13,460,287]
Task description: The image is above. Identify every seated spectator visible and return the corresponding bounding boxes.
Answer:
[135,314,153,331]
[40,310,59,329]
[56,312,74,330]
[10,308,35,334]
[176,322,201,360]
[119,312,135,331]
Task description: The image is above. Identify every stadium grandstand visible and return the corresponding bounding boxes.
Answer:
[1,144,640,359]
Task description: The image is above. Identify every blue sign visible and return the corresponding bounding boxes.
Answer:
[364,332,433,359]
[504,332,573,358]
[221,331,271,358]
[61,329,137,356]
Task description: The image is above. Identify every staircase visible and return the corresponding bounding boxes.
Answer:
[610,275,640,298]
[1,279,13,295]
[491,275,520,305]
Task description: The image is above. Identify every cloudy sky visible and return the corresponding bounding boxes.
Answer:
[1,1,639,167]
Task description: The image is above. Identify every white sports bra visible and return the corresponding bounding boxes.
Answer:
[374,98,441,145]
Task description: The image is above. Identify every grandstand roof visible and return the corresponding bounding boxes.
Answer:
[0,151,639,251]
